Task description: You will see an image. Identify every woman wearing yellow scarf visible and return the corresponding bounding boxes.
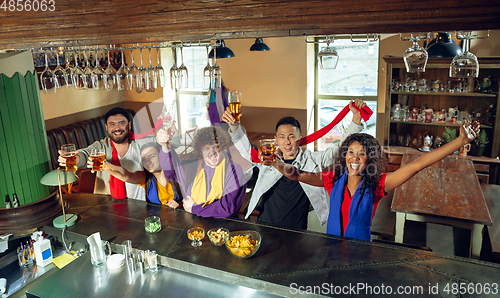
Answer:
[157,126,246,218]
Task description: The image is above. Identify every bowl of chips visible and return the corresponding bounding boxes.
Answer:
[225,230,261,259]
[208,228,230,246]
[187,227,205,248]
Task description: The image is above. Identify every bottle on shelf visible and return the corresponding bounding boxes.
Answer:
[100,53,105,67]
[5,195,11,209]
[12,193,19,208]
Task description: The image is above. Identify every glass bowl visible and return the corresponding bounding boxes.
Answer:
[144,216,161,233]
[225,230,261,259]
[187,227,205,248]
[207,228,230,246]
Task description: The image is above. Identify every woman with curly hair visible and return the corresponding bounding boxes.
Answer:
[273,121,480,241]
[156,126,246,218]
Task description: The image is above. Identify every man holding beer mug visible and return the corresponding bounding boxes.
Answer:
[57,107,167,200]
[222,99,366,231]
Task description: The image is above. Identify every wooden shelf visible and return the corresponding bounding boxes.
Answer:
[390,120,493,129]
[391,91,497,98]
[383,57,500,159]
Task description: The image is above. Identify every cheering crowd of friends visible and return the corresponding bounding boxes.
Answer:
[58,103,480,241]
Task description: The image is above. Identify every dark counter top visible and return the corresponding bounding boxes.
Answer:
[25,193,500,297]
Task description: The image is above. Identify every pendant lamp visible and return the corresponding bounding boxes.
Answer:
[208,40,235,59]
[250,38,270,51]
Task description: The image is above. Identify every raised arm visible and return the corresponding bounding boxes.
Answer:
[222,107,255,165]
[384,121,480,193]
[101,161,145,184]
[273,158,324,187]
[310,99,365,169]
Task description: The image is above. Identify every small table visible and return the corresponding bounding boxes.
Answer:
[391,153,492,259]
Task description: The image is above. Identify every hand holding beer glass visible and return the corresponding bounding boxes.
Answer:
[61,144,77,172]
[259,139,277,166]
[228,90,242,123]
[90,148,106,173]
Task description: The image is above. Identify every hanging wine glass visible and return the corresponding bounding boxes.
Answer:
[53,49,67,88]
[178,46,188,89]
[105,46,118,91]
[64,50,74,87]
[127,48,141,92]
[40,49,57,93]
[169,47,179,90]
[116,48,128,91]
[72,49,86,90]
[154,45,165,88]
[318,36,339,69]
[83,50,94,90]
[92,47,106,90]
[145,46,156,92]
[450,31,479,78]
[403,34,428,73]
[203,45,213,89]
[212,46,222,89]
[137,47,146,93]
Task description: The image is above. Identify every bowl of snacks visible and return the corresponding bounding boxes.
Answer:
[187,227,205,248]
[225,230,261,259]
[208,228,230,246]
[144,216,161,233]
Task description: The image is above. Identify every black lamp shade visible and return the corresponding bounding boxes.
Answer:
[250,38,270,51]
[208,40,235,59]
[427,32,462,58]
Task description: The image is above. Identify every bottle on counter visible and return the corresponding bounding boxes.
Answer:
[5,195,11,209]
[12,193,19,208]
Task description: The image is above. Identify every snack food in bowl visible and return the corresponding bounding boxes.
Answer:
[208,228,229,246]
[144,216,161,233]
[225,230,261,259]
[187,227,205,248]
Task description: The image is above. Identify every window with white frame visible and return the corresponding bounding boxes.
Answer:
[315,37,379,150]
[172,46,211,135]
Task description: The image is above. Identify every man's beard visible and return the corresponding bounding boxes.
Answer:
[109,129,129,144]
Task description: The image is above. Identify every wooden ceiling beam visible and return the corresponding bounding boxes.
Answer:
[1,0,499,49]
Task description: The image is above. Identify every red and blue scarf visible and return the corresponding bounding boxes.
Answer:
[326,171,373,241]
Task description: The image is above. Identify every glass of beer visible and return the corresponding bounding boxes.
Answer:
[90,148,106,173]
[259,139,277,166]
[61,144,77,172]
[228,90,242,123]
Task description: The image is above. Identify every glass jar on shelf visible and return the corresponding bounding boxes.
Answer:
[391,103,402,120]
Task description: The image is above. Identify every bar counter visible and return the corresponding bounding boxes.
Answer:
[20,194,500,297]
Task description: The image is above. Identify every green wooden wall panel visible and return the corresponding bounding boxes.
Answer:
[22,71,42,201]
[24,71,43,199]
[14,73,36,204]
[0,77,9,207]
[26,71,50,198]
[21,71,43,201]
[0,75,17,200]
[8,74,30,204]
[0,71,51,206]
[30,71,50,198]
[31,71,50,198]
